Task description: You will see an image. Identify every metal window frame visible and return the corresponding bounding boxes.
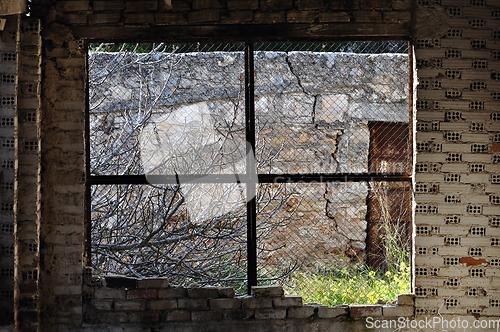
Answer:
[85,40,413,294]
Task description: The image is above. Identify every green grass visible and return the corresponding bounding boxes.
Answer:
[284,260,411,306]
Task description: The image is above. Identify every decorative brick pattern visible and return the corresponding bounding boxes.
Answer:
[415,0,500,321]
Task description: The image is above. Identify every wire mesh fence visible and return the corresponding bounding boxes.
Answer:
[88,41,411,302]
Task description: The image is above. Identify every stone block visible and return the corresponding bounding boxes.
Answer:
[114,300,147,311]
[128,311,160,323]
[210,298,241,310]
[166,310,190,322]
[158,287,188,298]
[94,287,126,299]
[149,300,177,310]
[350,304,383,317]
[251,285,284,298]
[273,295,303,307]
[127,289,157,299]
[218,287,235,298]
[138,278,170,289]
[191,310,223,321]
[242,297,273,309]
[255,308,287,320]
[188,287,220,299]
[177,298,209,310]
[317,305,349,318]
[287,306,315,318]
[383,305,414,317]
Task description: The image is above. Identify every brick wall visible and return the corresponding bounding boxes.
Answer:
[82,277,414,331]
[3,0,496,330]
[414,0,500,323]
[0,14,18,327]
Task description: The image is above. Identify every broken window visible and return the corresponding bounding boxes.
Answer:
[87,41,413,301]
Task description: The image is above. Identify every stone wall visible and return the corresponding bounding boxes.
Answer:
[90,50,409,269]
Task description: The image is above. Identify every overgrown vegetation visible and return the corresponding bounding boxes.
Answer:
[284,258,410,306]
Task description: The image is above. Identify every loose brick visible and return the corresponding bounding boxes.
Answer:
[149,300,177,310]
[158,287,188,298]
[350,305,383,317]
[114,300,147,311]
[273,295,303,307]
[128,311,160,323]
[241,297,273,309]
[166,310,191,322]
[210,298,241,310]
[177,298,208,310]
[251,285,284,298]
[127,289,157,299]
[218,287,235,298]
[188,287,219,299]
[287,306,315,318]
[317,305,349,318]
[138,278,169,289]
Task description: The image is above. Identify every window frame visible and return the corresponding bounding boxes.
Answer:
[85,39,414,295]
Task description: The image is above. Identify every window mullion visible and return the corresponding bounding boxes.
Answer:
[245,40,257,294]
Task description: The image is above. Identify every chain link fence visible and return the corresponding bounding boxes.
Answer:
[89,41,411,302]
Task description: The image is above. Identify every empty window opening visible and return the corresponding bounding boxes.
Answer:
[87,40,413,304]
